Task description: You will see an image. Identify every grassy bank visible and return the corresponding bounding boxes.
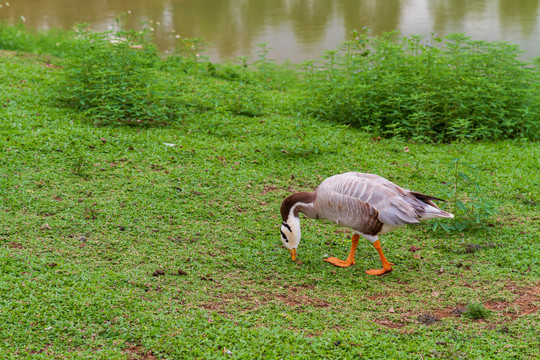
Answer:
[1,49,539,359]
[1,20,539,359]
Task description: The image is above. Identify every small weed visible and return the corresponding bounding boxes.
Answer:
[71,154,87,176]
[463,302,491,320]
[432,124,498,232]
[173,36,209,74]
[255,42,275,82]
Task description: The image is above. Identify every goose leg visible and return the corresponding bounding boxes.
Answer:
[324,234,359,268]
[366,240,394,275]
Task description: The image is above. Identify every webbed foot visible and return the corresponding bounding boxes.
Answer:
[324,257,355,268]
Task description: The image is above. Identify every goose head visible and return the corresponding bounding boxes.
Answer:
[280,191,316,262]
[280,217,301,261]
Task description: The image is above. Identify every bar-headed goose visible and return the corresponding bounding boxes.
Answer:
[280,172,453,275]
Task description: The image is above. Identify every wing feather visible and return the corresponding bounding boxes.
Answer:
[318,172,422,227]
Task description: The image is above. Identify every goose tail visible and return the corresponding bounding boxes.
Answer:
[410,191,454,220]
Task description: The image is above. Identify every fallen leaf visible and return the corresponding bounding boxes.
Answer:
[388,307,395,313]
[431,291,440,298]
[404,147,410,152]
[413,253,422,260]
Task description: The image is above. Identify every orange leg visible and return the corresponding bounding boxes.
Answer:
[324,234,359,268]
[365,240,394,275]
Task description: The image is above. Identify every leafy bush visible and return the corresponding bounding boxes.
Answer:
[0,21,69,56]
[5,18,537,135]
[60,23,279,123]
[301,30,540,142]
[61,24,181,125]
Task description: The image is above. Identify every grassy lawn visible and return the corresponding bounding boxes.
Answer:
[0,50,539,359]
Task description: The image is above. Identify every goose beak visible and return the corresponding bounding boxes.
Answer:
[289,248,297,261]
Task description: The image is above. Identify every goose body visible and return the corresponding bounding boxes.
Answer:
[280,172,453,275]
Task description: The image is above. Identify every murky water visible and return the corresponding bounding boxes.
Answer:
[2,0,539,62]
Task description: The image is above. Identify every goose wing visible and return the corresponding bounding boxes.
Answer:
[318,172,422,227]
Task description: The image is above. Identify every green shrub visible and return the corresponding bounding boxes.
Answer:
[0,21,69,56]
[60,24,181,125]
[301,30,540,142]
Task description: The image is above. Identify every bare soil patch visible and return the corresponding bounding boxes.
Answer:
[372,318,406,328]
[274,292,330,308]
[434,305,466,319]
[484,283,539,319]
[432,283,538,321]
[199,285,330,314]
[124,344,157,360]
[261,185,278,194]
[366,293,396,301]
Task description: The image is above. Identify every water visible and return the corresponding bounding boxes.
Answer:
[2,0,540,63]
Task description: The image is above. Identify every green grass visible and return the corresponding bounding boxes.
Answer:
[1,50,539,359]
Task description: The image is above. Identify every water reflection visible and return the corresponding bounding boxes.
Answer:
[1,0,539,62]
[428,0,489,32]
[338,0,402,34]
[499,0,540,36]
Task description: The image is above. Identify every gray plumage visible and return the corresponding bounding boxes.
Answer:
[307,172,453,236]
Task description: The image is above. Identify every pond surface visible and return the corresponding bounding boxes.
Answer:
[2,0,540,63]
